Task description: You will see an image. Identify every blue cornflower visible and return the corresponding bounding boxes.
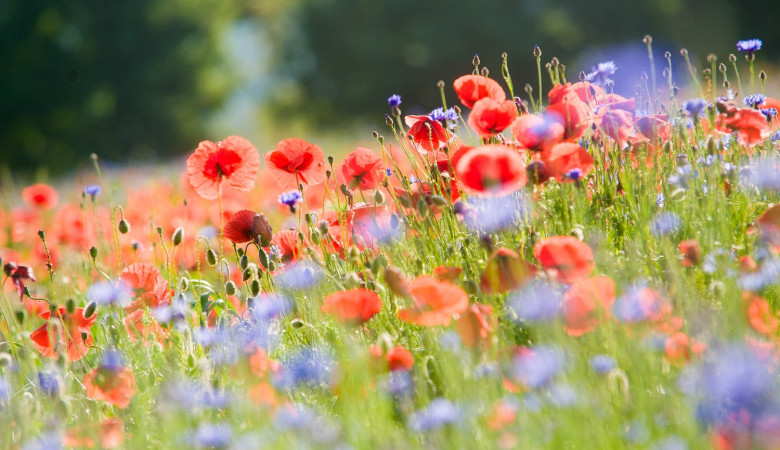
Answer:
[461,193,530,233]
[736,39,762,53]
[387,94,402,108]
[37,371,60,396]
[251,294,292,322]
[585,61,617,86]
[682,98,707,117]
[83,184,101,199]
[508,279,563,322]
[548,383,578,407]
[274,348,334,389]
[773,131,780,142]
[278,190,302,211]
[100,349,125,372]
[649,212,681,236]
[589,355,617,374]
[428,107,458,122]
[385,167,392,177]
[86,279,131,306]
[275,262,322,289]
[656,193,665,208]
[513,345,566,388]
[744,93,767,108]
[274,404,319,431]
[408,398,462,432]
[384,371,414,398]
[761,108,777,119]
[565,168,583,181]
[194,423,232,448]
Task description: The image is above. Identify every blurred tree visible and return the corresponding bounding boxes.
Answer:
[0,0,244,175]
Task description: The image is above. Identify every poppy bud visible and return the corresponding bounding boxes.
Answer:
[237,247,245,257]
[416,198,428,218]
[706,138,718,155]
[172,227,184,246]
[15,310,24,324]
[206,249,217,266]
[397,194,411,208]
[179,278,189,290]
[258,247,270,270]
[291,318,305,329]
[239,254,249,271]
[429,195,447,206]
[251,213,273,247]
[385,114,394,127]
[24,286,31,298]
[65,298,76,314]
[760,71,767,81]
[328,155,335,165]
[680,48,688,57]
[37,230,45,240]
[718,63,727,73]
[374,190,385,204]
[318,220,329,236]
[533,45,541,58]
[310,229,321,245]
[664,51,671,59]
[242,267,252,282]
[643,35,652,44]
[472,54,480,66]
[225,281,236,296]
[723,80,730,89]
[89,246,98,260]
[80,332,88,342]
[118,219,130,234]
[156,226,163,237]
[570,228,584,241]
[250,280,260,297]
[84,301,97,319]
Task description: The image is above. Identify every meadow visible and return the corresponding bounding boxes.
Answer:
[2,36,780,448]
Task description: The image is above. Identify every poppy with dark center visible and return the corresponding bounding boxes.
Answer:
[386,345,414,371]
[186,135,261,200]
[321,288,382,325]
[265,138,327,190]
[716,105,771,146]
[30,307,96,361]
[120,263,172,315]
[3,261,36,301]
[22,183,59,210]
[398,276,469,326]
[467,98,517,138]
[455,145,527,194]
[453,74,506,109]
[542,142,594,183]
[83,354,136,409]
[480,247,537,294]
[223,210,273,246]
[562,275,616,337]
[533,236,595,284]
[405,115,449,152]
[342,147,385,190]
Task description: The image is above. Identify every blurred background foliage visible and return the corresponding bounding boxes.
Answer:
[2,0,779,177]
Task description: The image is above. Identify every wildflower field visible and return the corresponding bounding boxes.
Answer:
[4,36,780,448]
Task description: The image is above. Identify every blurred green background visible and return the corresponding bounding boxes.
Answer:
[2,0,778,177]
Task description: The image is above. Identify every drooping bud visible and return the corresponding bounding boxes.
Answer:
[84,302,97,319]
[239,254,249,271]
[89,246,98,260]
[251,213,273,246]
[172,227,184,246]
[250,280,261,297]
[225,281,237,296]
[118,219,130,234]
[206,249,217,266]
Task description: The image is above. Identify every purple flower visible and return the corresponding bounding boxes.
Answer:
[585,61,617,86]
[428,107,458,123]
[278,190,302,210]
[548,383,578,407]
[461,193,530,233]
[508,279,562,322]
[408,398,462,432]
[274,348,334,389]
[761,108,777,119]
[737,39,763,53]
[194,423,232,448]
[682,98,707,117]
[589,355,617,374]
[100,349,125,372]
[37,371,60,396]
[744,93,767,108]
[513,345,565,388]
[83,184,101,199]
[384,371,414,398]
[86,279,132,306]
[274,404,318,430]
[275,262,322,289]
[649,212,681,236]
[387,94,402,108]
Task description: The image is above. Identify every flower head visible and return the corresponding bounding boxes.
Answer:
[265,138,327,191]
[387,94,402,108]
[745,94,767,109]
[83,184,101,199]
[186,135,260,200]
[682,98,707,117]
[585,61,617,86]
[737,39,763,53]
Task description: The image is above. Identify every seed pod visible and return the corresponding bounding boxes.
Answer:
[118,219,130,234]
[65,298,76,314]
[239,254,249,271]
[429,195,447,206]
[416,198,429,218]
[374,190,385,204]
[242,268,252,282]
[89,246,98,260]
[15,310,25,324]
[250,280,261,297]
[84,301,97,318]
[179,278,189,291]
[206,249,217,266]
[172,227,184,246]
[310,229,321,245]
[258,247,270,270]
[225,281,236,296]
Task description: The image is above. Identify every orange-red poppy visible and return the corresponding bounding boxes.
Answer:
[716,107,771,146]
[510,114,564,151]
[455,303,496,347]
[664,331,706,365]
[405,115,449,152]
[186,135,260,199]
[270,229,302,264]
[322,288,382,325]
[433,265,462,282]
[636,114,671,143]
[398,276,469,326]
[594,107,635,146]
[467,98,517,138]
[678,239,702,267]
[64,418,124,449]
[22,183,59,210]
[342,147,385,190]
[533,236,594,284]
[121,263,172,314]
[30,307,96,361]
[453,74,506,109]
[264,138,327,190]
[223,210,273,245]
[386,345,414,371]
[455,145,527,194]
[546,83,591,141]
[542,142,594,182]
[562,275,616,337]
[744,292,779,336]
[84,366,136,409]
[480,248,536,294]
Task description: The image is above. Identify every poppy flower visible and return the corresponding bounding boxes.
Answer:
[264,138,327,190]
[480,248,536,294]
[342,147,385,190]
[270,229,302,264]
[510,114,564,151]
[223,210,273,246]
[452,74,506,109]
[744,293,779,336]
[386,345,414,371]
[405,115,449,152]
[757,203,780,248]
[433,265,462,282]
[64,418,124,449]
[3,261,35,301]
[22,183,59,210]
[594,107,635,145]
[30,307,96,361]
[664,332,706,365]
[542,142,594,182]
[562,275,616,337]
[467,98,517,138]
[636,114,671,143]
[546,83,592,140]
[398,276,469,326]
[455,303,496,347]
[678,239,702,267]
[321,288,382,325]
[186,135,261,200]
[533,236,594,284]
[455,145,527,194]
[716,107,771,146]
[121,263,172,314]
[83,358,136,409]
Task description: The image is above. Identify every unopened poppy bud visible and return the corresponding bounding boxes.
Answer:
[544,62,551,71]
[570,228,584,241]
[328,155,335,165]
[88,246,98,261]
[472,54,480,66]
[374,190,385,204]
[348,246,360,261]
[37,230,45,240]
[173,227,184,246]
[225,281,237,296]
[236,247,245,258]
[239,254,249,271]
[385,114,394,126]
[397,194,411,208]
[723,80,730,89]
[24,286,31,298]
[760,71,767,81]
[643,35,652,44]
[250,280,260,297]
[156,226,163,237]
[670,188,686,202]
[310,229,321,245]
[318,220,329,235]
[291,318,305,329]
[15,310,24,324]
[728,54,736,63]
[524,84,533,94]
[268,260,276,272]
[706,138,718,154]
[179,278,189,290]
[258,248,270,270]
[65,298,76,314]
[84,301,97,319]
[251,213,273,246]
[117,218,130,234]
[242,268,252,282]
[533,45,541,58]
[662,141,673,154]
[664,51,671,59]
[680,48,688,56]
[480,67,489,77]
[81,332,88,342]
[437,80,445,89]
[416,198,428,218]
[206,248,217,266]
[429,195,447,206]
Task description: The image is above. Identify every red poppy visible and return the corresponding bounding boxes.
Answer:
[455,303,496,347]
[321,288,382,324]
[678,239,702,267]
[562,275,616,337]
[386,345,414,371]
[433,265,462,282]
[480,247,536,294]
[270,229,302,264]
[223,210,273,245]
[664,332,706,365]
[533,236,594,284]
[64,418,124,449]
[546,83,592,140]
[744,292,779,336]
[510,114,564,151]
[30,307,96,361]
[124,310,167,345]
[3,261,35,301]
[342,147,385,190]
[636,114,671,143]
[716,107,771,146]
[405,115,449,152]
[455,145,527,194]
[249,348,280,377]
[594,107,635,145]
[264,138,327,190]
[398,276,469,326]
[83,366,136,409]
[22,183,59,210]
[542,142,594,182]
[186,135,260,200]
[453,74,506,109]
[467,98,517,138]
[120,263,173,314]
[757,203,780,249]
